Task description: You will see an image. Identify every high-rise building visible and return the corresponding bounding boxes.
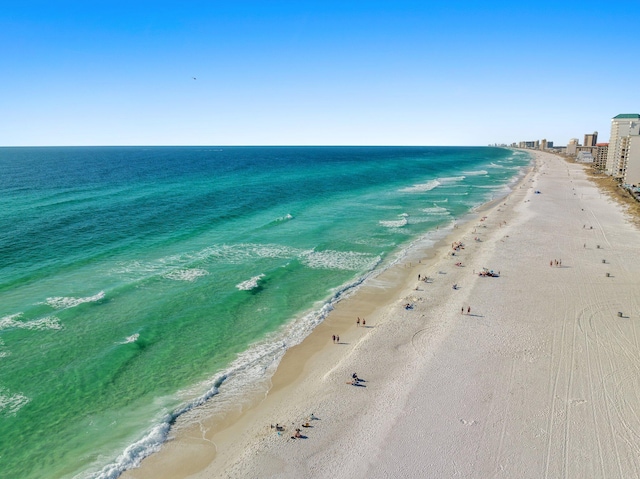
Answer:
[584,131,598,147]
[625,136,640,186]
[566,138,579,156]
[540,139,548,150]
[605,114,640,178]
[595,143,609,171]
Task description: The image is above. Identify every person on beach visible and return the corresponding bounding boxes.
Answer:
[467,306,471,315]
[332,334,336,343]
[356,317,360,327]
[461,306,464,314]
[362,318,366,327]
[336,335,340,343]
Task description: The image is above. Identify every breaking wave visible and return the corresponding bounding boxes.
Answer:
[45,291,105,310]
[0,388,30,416]
[399,180,440,193]
[0,313,62,331]
[236,274,265,291]
[163,269,209,282]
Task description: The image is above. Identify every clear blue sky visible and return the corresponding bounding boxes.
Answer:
[2,1,639,146]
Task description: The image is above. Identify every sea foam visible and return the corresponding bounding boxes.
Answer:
[119,334,140,345]
[421,206,450,215]
[45,291,105,309]
[301,250,381,271]
[437,175,466,184]
[0,313,62,331]
[462,169,488,176]
[379,217,408,228]
[163,268,209,282]
[84,421,170,479]
[399,179,440,193]
[275,213,294,222]
[236,274,265,291]
[0,388,30,416]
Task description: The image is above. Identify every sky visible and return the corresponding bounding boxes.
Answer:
[2,0,639,147]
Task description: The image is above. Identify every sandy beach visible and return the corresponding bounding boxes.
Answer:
[124,150,640,479]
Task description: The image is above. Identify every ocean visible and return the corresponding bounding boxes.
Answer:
[0,146,530,478]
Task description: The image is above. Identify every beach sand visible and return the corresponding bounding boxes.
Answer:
[124,150,640,479]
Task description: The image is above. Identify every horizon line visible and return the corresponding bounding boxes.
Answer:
[0,144,504,148]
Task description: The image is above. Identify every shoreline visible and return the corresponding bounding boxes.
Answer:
[125,148,640,477]
[123,152,535,479]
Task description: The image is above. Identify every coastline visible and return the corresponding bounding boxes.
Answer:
[126,149,640,478]
[122,151,535,479]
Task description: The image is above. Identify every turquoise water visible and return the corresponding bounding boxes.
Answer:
[0,146,530,478]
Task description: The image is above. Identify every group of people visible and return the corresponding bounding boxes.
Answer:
[478,268,499,277]
[550,259,562,267]
[331,315,372,344]
[347,372,362,386]
[273,413,319,440]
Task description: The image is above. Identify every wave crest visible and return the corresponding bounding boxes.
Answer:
[275,213,293,222]
[0,388,30,416]
[0,313,62,331]
[437,176,466,184]
[301,250,381,271]
[163,269,209,282]
[46,291,105,309]
[236,274,265,291]
[399,180,440,193]
[119,334,140,345]
[421,206,450,215]
[379,217,408,228]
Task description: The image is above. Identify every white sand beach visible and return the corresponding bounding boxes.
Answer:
[125,150,640,479]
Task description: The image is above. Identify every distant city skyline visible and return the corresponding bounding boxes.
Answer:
[2,1,639,147]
